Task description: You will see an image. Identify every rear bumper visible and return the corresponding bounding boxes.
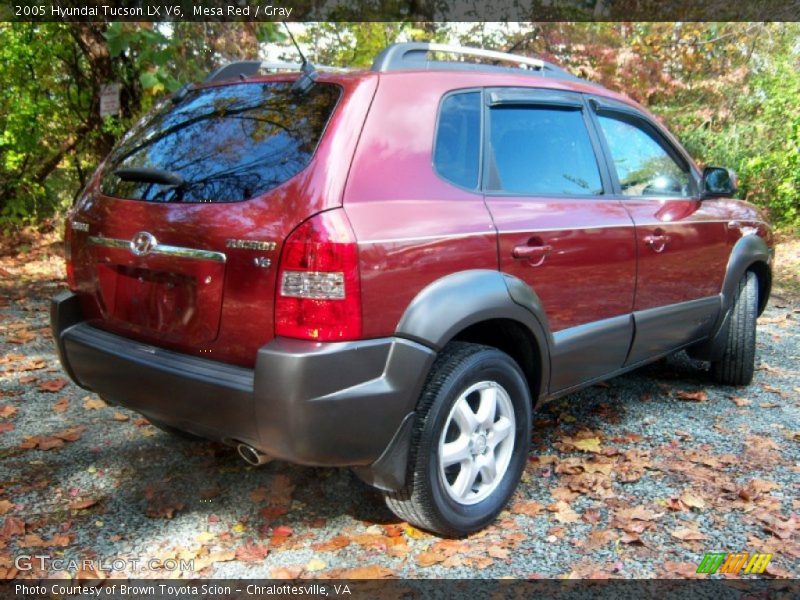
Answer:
[51,291,435,473]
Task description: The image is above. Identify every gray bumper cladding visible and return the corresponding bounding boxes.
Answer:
[50,292,436,473]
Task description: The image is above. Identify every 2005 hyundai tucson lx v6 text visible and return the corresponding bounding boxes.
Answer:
[51,43,773,537]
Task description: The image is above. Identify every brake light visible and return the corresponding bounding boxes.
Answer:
[275,210,362,341]
[64,221,76,290]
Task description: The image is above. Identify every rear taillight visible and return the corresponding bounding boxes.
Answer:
[64,221,76,290]
[275,209,362,341]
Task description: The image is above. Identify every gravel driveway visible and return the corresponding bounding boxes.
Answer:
[0,237,797,580]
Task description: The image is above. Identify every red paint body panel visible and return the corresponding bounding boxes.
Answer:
[486,197,636,332]
[622,199,731,310]
[68,74,378,367]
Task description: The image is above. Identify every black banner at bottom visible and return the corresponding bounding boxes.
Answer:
[2,579,799,600]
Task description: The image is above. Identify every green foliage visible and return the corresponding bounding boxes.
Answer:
[0,23,85,226]
[660,24,800,225]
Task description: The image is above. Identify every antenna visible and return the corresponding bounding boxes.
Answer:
[283,22,308,66]
[282,22,318,94]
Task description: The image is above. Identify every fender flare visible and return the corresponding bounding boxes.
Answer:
[395,269,553,396]
[355,270,553,492]
[688,234,772,361]
[720,234,771,317]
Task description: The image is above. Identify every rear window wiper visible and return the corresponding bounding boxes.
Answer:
[114,167,185,188]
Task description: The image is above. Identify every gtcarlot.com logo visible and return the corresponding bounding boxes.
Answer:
[14,555,194,573]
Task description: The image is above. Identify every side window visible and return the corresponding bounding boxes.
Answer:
[434,92,481,189]
[597,114,691,198]
[487,106,603,196]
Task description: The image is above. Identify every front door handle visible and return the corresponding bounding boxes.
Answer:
[512,243,552,266]
[644,229,669,253]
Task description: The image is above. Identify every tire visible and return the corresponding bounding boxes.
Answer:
[384,342,532,537]
[711,271,758,386]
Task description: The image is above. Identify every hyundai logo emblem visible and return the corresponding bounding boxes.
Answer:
[130,231,157,257]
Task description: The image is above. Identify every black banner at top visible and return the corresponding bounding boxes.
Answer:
[3,0,800,22]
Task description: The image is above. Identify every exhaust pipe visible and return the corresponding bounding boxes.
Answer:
[237,443,271,466]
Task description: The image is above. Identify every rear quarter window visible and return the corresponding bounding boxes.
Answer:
[433,92,481,190]
[101,82,341,203]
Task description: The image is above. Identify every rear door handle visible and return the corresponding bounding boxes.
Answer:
[512,243,552,265]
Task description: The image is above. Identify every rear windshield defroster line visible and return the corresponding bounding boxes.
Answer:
[101,82,341,204]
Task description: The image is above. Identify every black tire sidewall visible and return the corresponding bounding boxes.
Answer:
[421,350,531,533]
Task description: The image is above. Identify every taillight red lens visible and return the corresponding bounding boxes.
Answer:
[275,210,362,341]
[64,222,76,290]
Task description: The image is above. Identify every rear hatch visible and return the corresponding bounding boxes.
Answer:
[67,76,369,365]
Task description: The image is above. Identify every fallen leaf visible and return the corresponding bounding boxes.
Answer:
[272,525,293,538]
[0,405,17,419]
[83,396,107,410]
[37,437,64,451]
[7,330,36,344]
[305,558,326,572]
[582,529,615,551]
[191,550,236,572]
[582,508,602,524]
[17,533,71,548]
[676,390,708,402]
[382,524,404,537]
[661,560,706,578]
[68,498,98,511]
[38,379,68,393]
[145,502,184,519]
[512,500,544,516]
[16,534,44,548]
[416,551,446,567]
[112,412,129,422]
[573,437,602,453]
[235,540,269,563]
[53,426,85,442]
[194,531,215,543]
[311,535,350,552]
[679,492,706,510]
[270,566,303,579]
[729,396,750,407]
[0,423,14,434]
[488,546,510,559]
[549,501,580,524]
[0,516,25,537]
[404,525,426,539]
[53,397,69,413]
[0,501,13,515]
[671,527,707,541]
[761,384,789,398]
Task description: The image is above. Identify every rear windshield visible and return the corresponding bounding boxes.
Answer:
[101,82,341,203]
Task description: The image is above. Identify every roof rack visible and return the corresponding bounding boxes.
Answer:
[371,42,584,83]
[204,43,585,85]
[204,60,351,83]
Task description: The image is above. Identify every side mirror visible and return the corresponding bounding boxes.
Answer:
[701,166,738,198]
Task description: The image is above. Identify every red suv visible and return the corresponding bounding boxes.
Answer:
[52,43,773,536]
